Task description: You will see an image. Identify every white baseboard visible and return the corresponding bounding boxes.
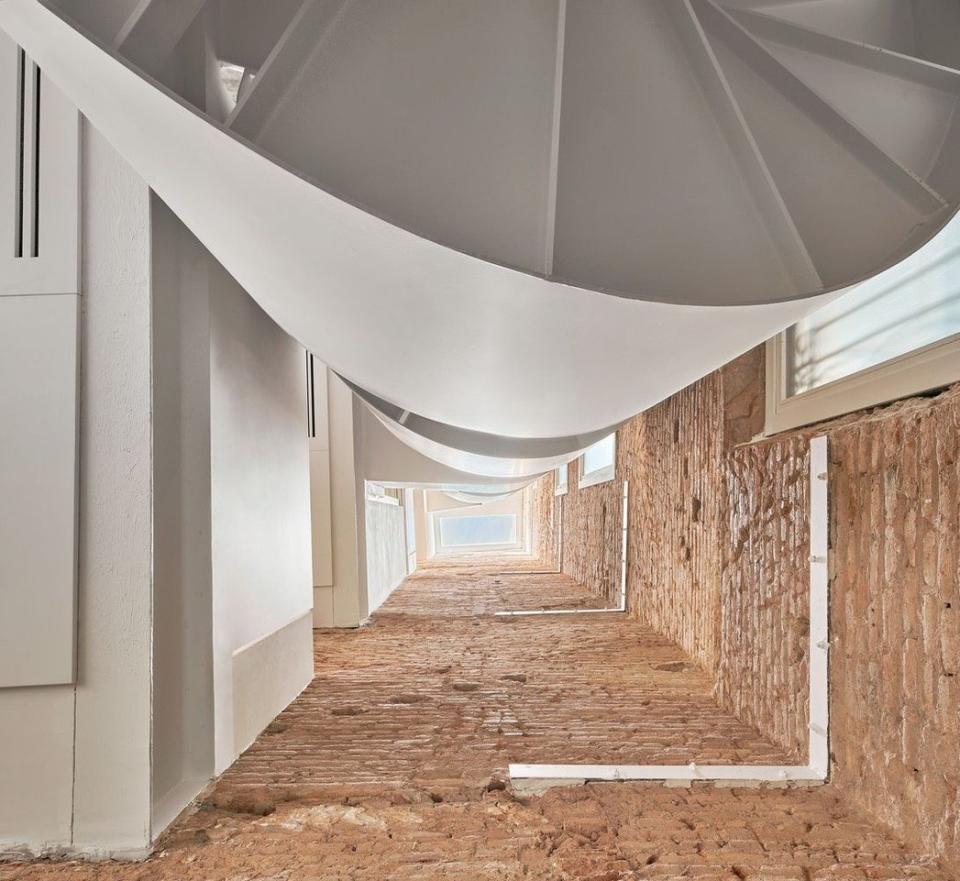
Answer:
[151,775,210,846]
[312,585,334,627]
[232,611,314,759]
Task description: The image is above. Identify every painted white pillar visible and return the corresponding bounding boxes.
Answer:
[69,123,155,859]
[327,373,368,627]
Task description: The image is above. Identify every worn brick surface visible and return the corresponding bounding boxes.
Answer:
[718,386,960,867]
[814,389,960,869]
[558,356,760,673]
[2,565,947,881]
[531,471,560,570]
[559,456,626,607]
[717,435,810,762]
[554,344,960,870]
[622,372,728,674]
[4,784,947,881]
[210,564,790,808]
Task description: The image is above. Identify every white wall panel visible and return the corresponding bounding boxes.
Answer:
[0,293,78,687]
[308,357,333,589]
[70,126,153,855]
[404,488,417,575]
[209,261,313,772]
[364,495,407,614]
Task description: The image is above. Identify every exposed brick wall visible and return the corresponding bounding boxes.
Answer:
[560,351,762,669]
[559,453,624,604]
[558,342,960,868]
[717,386,960,866]
[717,434,811,761]
[814,389,959,866]
[621,370,727,673]
[528,471,558,568]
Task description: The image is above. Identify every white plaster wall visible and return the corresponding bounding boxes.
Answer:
[71,124,154,856]
[208,263,314,772]
[413,490,432,563]
[1,123,317,856]
[0,687,74,854]
[426,491,479,512]
[0,293,78,688]
[364,496,408,614]
[404,488,417,575]
[231,613,314,756]
[0,123,154,860]
[308,359,335,626]
[150,196,215,835]
[310,442,336,625]
[151,196,316,821]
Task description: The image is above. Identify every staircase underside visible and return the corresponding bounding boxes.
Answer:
[4,0,959,447]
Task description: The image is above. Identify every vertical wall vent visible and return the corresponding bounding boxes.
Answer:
[12,46,41,259]
[306,352,317,438]
[2,31,79,298]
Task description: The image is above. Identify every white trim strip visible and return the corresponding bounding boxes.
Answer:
[510,441,829,786]
[509,764,824,782]
[807,435,830,777]
[556,488,564,570]
[618,478,629,610]
[496,607,622,618]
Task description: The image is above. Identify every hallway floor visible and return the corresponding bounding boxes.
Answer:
[2,566,948,880]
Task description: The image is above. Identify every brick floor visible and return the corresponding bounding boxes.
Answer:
[2,564,948,880]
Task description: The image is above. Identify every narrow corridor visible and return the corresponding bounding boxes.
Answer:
[3,568,948,880]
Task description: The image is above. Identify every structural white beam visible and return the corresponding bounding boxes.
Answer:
[668,0,821,293]
[114,0,208,76]
[729,6,960,91]
[692,0,947,216]
[227,0,352,141]
[541,0,566,277]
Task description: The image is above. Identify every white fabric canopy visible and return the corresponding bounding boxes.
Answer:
[6,0,957,443]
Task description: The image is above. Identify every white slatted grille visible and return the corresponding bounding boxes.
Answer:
[1,31,78,296]
[13,46,40,259]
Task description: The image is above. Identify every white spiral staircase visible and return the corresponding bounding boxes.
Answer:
[3,0,959,469]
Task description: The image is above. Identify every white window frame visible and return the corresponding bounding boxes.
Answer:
[366,482,401,505]
[578,433,616,490]
[555,463,568,496]
[765,330,960,435]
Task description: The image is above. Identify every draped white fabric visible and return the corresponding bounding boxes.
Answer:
[6,0,959,452]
